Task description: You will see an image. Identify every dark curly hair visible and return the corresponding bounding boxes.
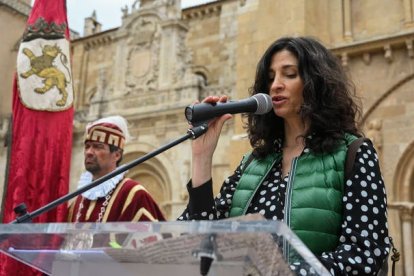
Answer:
[246,36,362,158]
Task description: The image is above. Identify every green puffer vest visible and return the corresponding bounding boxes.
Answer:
[229,134,357,256]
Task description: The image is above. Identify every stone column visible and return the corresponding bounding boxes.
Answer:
[401,206,414,276]
[403,0,414,26]
[343,0,353,41]
[390,202,414,276]
[158,21,188,89]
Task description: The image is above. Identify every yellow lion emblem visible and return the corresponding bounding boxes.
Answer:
[20,44,71,107]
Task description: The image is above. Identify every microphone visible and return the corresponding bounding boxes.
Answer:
[192,234,222,276]
[185,93,273,124]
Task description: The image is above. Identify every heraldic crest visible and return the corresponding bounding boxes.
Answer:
[20,43,71,107]
[17,17,74,111]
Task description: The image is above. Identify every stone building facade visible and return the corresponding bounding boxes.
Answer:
[1,0,414,274]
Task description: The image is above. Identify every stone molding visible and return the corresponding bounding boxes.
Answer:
[389,202,414,220]
[331,31,414,63]
[183,4,221,20]
[0,0,31,17]
[79,32,113,50]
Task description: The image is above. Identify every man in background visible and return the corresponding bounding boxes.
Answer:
[68,115,165,223]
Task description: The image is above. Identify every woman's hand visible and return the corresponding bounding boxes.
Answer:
[191,95,233,187]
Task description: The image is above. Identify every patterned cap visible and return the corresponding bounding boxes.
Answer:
[84,116,129,149]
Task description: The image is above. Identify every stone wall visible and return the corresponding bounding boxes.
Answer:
[0,0,30,220]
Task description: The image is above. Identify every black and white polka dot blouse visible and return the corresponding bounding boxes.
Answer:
[178,140,390,275]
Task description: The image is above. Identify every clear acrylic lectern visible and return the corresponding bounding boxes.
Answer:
[0,220,330,275]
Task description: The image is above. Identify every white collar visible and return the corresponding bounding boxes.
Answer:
[77,171,127,200]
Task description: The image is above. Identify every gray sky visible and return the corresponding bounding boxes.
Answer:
[65,0,216,36]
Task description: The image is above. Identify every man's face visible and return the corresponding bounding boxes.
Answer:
[84,141,120,178]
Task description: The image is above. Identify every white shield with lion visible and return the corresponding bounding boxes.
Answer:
[17,38,74,111]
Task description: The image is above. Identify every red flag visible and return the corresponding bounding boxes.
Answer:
[1,0,73,275]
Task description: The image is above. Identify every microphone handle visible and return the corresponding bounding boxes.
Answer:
[185,98,257,123]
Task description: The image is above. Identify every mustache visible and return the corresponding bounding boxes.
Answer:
[85,156,97,164]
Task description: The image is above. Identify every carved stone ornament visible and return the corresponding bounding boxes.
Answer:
[366,119,383,151]
[138,0,181,19]
[0,118,9,141]
[173,29,192,84]
[125,16,160,90]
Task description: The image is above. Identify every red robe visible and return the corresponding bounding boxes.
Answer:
[68,178,165,222]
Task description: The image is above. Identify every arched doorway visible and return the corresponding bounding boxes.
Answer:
[361,74,414,276]
[392,143,414,276]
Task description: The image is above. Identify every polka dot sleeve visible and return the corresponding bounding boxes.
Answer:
[318,141,391,275]
[177,162,243,221]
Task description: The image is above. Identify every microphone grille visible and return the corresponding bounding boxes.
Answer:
[253,93,273,115]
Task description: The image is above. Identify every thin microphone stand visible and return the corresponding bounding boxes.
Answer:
[10,123,208,224]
